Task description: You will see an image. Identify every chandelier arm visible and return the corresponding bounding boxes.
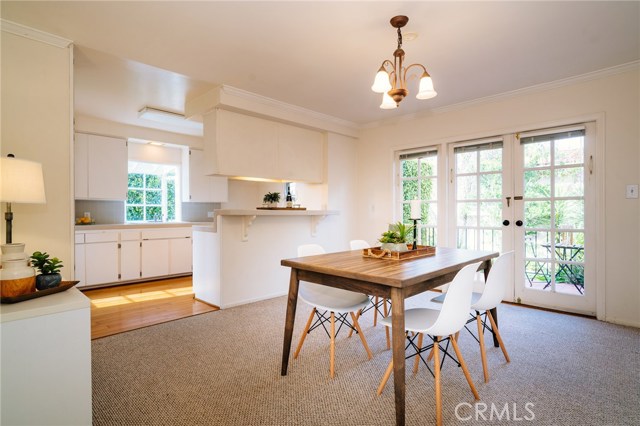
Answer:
[404,63,429,82]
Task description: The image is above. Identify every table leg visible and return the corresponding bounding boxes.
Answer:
[483,262,500,348]
[390,288,406,426]
[281,268,299,376]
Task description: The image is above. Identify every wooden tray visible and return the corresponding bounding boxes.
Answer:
[1,281,80,304]
[362,245,436,261]
[256,207,307,210]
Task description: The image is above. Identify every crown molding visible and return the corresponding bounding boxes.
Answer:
[1,19,72,48]
[363,61,640,129]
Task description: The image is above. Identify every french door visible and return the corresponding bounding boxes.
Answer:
[448,123,596,315]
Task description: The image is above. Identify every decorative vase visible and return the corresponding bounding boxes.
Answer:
[1,242,27,261]
[380,243,409,252]
[1,258,36,297]
[36,273,62,290]
[269,202,278,208]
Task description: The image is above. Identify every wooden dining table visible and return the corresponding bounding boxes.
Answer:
[280,246,499,426]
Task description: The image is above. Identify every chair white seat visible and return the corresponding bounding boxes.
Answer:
[380,307,439,334]
[300,283,370,314]
[431,291,482,306]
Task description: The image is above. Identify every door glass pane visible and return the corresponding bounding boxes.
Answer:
[457,176,477,200]
[555,200,584,229]
[403,159,418,177]
[524,170,551,198]
[480,148,502,172]
[555,137,583,166]
[422,202,438,226]
[480,174,502,199]
[524,141,550,167]
[457,228,476,249]
[479,201,502,227]
[420,156,437,176]
[403,179,418,201]
[480,229,502,252]
[555,167,583,197]
[524,201,551,228]
[421,177,437,201]
[457,202,478,227]
[456,151,476,174]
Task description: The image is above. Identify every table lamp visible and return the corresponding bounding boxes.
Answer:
[1,154,47,245]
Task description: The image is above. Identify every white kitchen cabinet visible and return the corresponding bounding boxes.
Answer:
[277,124,324,183]
[74,239,87,287]
[74,133,128,200]
[169,237,192,274]
[204,109,324,183]
[120,241,141,281]
[141,239,170,278]
[84,242,119,285]
[182,148,228,202]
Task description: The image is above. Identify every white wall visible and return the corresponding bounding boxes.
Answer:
[1,31,73,277]
[357,67,640,327]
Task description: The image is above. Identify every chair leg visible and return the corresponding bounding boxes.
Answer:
[294,308,316,359]
[377,359,394,396]
[426,345,435,362]
[347,308,362,338]
[477,314,489,383]
[450,334,480,401]
[413,332,424,374]
[330,312,336,378]
[350,311,373,359]
[487,310,510,363]
[384,300,391,350]
[373,296,379,326]
[433,337,442,426]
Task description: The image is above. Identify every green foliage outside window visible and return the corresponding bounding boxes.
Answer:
[125,167,177,222]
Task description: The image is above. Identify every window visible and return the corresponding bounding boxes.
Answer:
[126,162,179,222]
[397,149,438,245]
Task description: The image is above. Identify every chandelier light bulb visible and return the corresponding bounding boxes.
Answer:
[416,72,437,100]
[371,67,392,93]
[380,91,397,109]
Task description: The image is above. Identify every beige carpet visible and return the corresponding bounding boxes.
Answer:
[92,293,640,425]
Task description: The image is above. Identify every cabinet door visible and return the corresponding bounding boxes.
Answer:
[84,242,119,285]
[217,110,279,179]
[120,241,141,281]
[87,134,127,200]
[169,238,192,274]
[140,239,169,278]
[277,124,324,183]
[74,133,89,199]
[184,149,228,203]
[74,244,86,287]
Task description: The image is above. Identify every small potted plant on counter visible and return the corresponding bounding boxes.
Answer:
[30,251,64,290]
[263,192,281,208]
[378,221,414,252]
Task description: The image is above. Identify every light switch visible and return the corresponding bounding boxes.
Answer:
[626,184,639,199]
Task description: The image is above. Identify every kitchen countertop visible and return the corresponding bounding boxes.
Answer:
[75,221,212,231]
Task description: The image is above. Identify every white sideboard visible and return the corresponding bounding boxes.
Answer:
[0,288,92,425]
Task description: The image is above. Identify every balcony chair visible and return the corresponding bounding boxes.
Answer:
[376,262,482,426]
[294,244,373,378]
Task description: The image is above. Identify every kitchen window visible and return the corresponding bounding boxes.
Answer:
[126,162,179,222]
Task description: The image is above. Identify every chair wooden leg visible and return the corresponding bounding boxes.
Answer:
[350,311,373,359]
[294,308,316,359]
[377,359,394,396]
[450,334,480,401]
[384,299,390,350]
[454,331,460,342]
[330,312,336,378]
[373,296,379,326]
[347,308,362,338]
[477,314,489,383]
[426,346,435,362]
[487,310,510,363]
[433,337,442,426]
[413,333,424,374]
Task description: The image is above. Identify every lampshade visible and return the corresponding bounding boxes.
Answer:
[380,92,397,109]
[416,72,437,100]
[0,157,46,204]
[371,68,392,93]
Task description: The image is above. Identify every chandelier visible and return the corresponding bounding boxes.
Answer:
[371,15,437,109]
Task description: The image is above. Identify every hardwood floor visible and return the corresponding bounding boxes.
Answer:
[82,276,218,339]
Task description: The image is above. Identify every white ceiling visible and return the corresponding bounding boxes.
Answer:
[2,1,639,135]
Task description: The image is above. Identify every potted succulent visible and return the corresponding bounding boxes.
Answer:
[30,251,64,290]
[378,221,414,252]
[263,192,281,208]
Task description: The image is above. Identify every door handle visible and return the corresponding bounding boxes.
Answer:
[515,220,524,227]
[502,220,510,226]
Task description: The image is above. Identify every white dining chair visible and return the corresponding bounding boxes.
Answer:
[349,239,391,349]
[294,244,373,378]
[376,261,481,426]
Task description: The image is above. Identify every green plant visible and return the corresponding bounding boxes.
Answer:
[30,251,64,275]
[263,192,281,203]
[378,221,414,244]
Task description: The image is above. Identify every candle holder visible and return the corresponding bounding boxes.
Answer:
[412,218,419,250]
